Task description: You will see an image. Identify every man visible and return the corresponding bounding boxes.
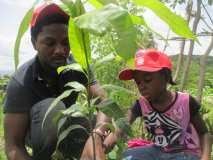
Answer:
[3,2,107,160]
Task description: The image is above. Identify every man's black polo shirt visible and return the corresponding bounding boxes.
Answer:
[4,56,95,113]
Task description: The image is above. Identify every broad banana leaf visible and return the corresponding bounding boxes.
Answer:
[132,0,196,40]
[67,0,92,69]
[14,0,39,69]
[74,4,137,59]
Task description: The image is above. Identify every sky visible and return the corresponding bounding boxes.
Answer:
[0,0,212,73]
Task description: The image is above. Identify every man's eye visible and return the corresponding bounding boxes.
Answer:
[45,41,55,46]
[62,40,69,46]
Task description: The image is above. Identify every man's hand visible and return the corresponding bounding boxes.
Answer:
[4,113,31,160]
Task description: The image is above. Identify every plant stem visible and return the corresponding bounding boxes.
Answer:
[82,29,96,160]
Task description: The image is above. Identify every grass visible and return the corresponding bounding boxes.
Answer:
[0,94,6,160]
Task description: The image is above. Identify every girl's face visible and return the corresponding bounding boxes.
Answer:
[133,70,167,101]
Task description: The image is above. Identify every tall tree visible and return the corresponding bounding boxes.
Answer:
[173,0,192,82]
[180,0,202,91]
[196,33,213,103]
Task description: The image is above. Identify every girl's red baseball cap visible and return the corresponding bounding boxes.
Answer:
[119,49,172,80]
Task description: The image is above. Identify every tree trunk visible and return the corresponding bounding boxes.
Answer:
[173,0,193,82]
[180,0,201,91]
[196,34,213,103]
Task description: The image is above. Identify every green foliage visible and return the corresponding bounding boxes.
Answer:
[74,4,137,60]
[68,11,91,69]
[14,0,39,69]
[107,139,128,160]
[98,99,125,120]
[42,81,87,127]
[0,77,9,160]
[171,55,213,91]
[160,0,186,8]
[57,63,84,74]
[132,0,196,40]
[208,0,213,5]
[56,124,88,149]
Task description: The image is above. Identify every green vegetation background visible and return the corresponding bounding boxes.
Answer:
[0,55,213,159]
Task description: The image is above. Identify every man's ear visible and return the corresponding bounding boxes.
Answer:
[31,37,37,50]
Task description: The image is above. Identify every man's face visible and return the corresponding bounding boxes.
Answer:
[34,23,70,69]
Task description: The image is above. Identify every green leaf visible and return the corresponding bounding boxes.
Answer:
[74,0,92,63]
[71,111,86,117]
[51,150,65,160]
[115,117,133,137]
[208,0,213,5]
[66,0,91,70]
[127,57,134,67]
[65,81,86,92]
[130,14,166,41]
[88,0,103,9]
[56,124,88,149]
[42,89,73,129]
[62,103,88,117]
[98,99,124,120]
[75,0,86,16]
[60,0,77,17]
[93,53,115,69]
[132,0,196,40]
[74,6,111,35]
[68,18,91,69]
[61,104,80,116]
[14,0,39,69]
[101,84,137,96]
[90,97,101,105]
[57,63,84,74]
[97,0,118,5]
[130,14,147,26]
[57,117,68,134]
[106,123,115,133]
[74,4,137,60]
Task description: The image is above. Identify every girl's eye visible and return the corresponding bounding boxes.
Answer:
[134,79,141,86]
[143,77,152,83]
[136,81,141,85]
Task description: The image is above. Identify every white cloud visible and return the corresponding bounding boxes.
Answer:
[1,0,34,8]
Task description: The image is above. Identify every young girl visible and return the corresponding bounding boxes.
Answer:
[103,49,212,160]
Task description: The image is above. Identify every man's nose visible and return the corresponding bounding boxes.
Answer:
[54,44,66,56]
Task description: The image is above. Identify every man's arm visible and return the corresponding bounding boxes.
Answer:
[80,82,111,159]
[191,113,212,160]
[4,113,31,160]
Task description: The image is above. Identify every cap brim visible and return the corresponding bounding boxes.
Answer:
[118,69,134,80]
[136,66,162,72]
[119,67,162,80]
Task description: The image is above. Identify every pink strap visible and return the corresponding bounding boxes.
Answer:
[128,139,153,148]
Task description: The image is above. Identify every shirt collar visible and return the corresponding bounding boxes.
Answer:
[32,54,75,81]
[32,56,44,81]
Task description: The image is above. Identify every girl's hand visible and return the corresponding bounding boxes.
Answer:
[200,156,210,160]
[103,133,117,153]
